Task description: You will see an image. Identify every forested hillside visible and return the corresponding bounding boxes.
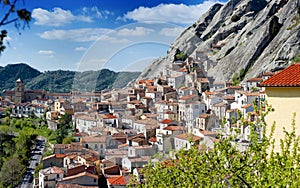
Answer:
[0,63,140,92]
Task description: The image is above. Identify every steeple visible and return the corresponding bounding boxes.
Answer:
[15,78,25,103]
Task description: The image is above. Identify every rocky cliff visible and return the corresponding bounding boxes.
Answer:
[140,0,300,82]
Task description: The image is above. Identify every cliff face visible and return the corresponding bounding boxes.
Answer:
[140,0,300,82]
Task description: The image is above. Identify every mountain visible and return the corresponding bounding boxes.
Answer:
[140,0,300,82]
[0,63,140,93]
[0,63,42,90]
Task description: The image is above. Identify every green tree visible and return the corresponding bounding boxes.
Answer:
[174,49,188,61]
[0,0,31,53]
[0,157,25,188]
[13,127,36,165]
[136,108,300,187]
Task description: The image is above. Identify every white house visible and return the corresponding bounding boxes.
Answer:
[174,133,202,151]
[39,166,64,188]
[122,156,151,172]
[74,113,99,133]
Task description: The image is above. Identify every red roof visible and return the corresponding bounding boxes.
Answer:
[259,63,300,87]
[163,125,187,131]
[246,77,262,82]
[149,137,157,142]
[107,176,126,185]
[160,119,173,124]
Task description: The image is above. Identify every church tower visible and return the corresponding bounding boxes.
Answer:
[15,78,25,103]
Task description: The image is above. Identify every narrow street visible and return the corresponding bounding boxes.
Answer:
[18,138,45,188]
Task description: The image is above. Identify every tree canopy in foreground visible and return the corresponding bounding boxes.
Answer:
[134,107,300,187]
[0,0,31,53]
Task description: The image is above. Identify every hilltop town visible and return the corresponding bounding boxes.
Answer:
[2,52,299,187]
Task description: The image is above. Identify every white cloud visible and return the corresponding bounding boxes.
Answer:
[32,7,93,26]
[38,50,55,58]
[117,27,155,37]
[75,47,87,52]
[122,1,222,24]
[81,6,113,19]
[39,28,113,42]
[38,50,54,55]
[159,27,185,37]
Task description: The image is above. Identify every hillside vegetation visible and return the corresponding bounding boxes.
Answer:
[0,63,140,93]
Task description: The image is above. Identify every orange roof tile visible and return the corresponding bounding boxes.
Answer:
[118,143,129,148]
[160,119,173,124]
[149,137,157,142]
[107,176,126,185]
[175,133,202,141]
[55,154,67,158]
[242,104,252,109]
[163,125,187,131]
[198,113,212,118]
[200,130,217,136]
[246,77,262,82]
[179,94,198,100]
[62,172,98,181]
[204,91,213,95]
[262,72,275,76]
[259,63,300,87]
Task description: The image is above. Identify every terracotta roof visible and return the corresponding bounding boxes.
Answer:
[259,63,300,87]
[67,165,86,177]
[99,113,118,119]
[226,86,242,90]
[179,94,198,100]
[160,119,173,124]
[81,135,106,143]
[246,77,262,82]
[244,92,260,96]
[107,176,126,185]
[149,137,157,142]
[198,113,212,118]
[262,72,275,76]
[62,172,98,181]
[242,104,252,109]
[118,143,129,148]
[74,132,89,137]
[223,95,235,100]
[55,154,67,159]
[212,102,227,107]
[200,130,217,136]
[40,166,64,175]
[56,183,98,188]
[163,125,187,131]
[204,91,213,95]
[175,133,202,141]
[128,156,151,162]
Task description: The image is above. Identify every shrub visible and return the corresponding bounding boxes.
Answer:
[231,14,240,22]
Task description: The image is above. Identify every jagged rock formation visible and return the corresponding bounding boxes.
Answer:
[140,0,300,82]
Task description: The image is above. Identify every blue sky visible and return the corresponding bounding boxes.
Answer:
[0,0,225,72]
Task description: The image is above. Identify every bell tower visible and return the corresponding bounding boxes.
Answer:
[15,78,25,103]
